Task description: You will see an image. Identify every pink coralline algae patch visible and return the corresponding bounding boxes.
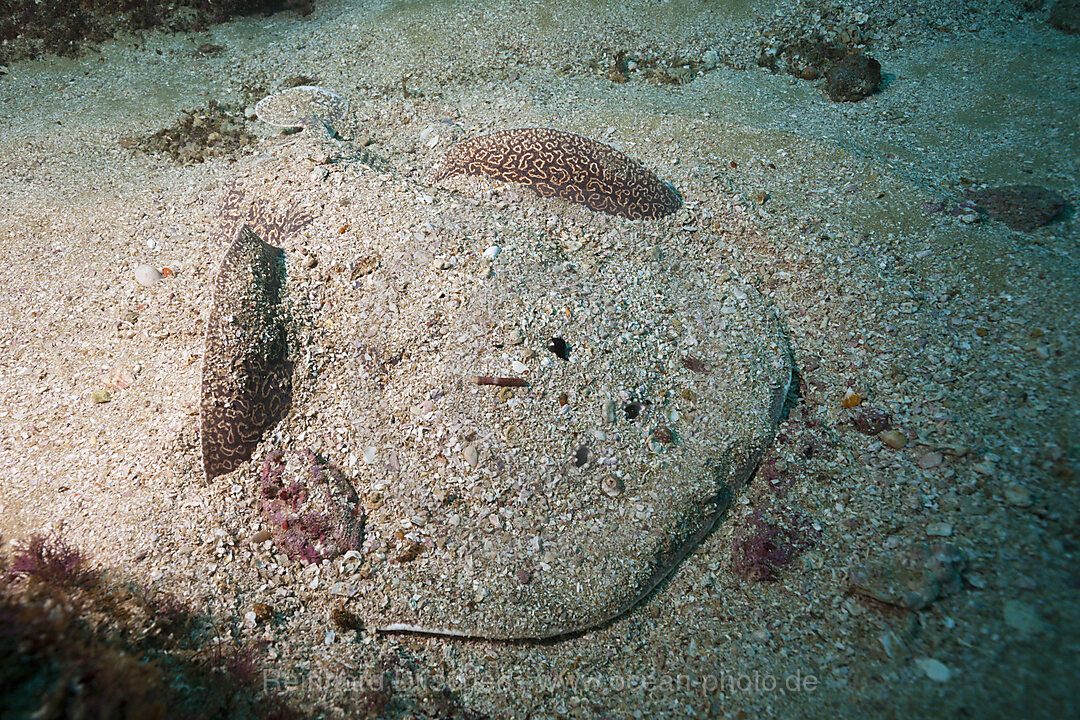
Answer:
[260,449,364,565]
[731,511,820,582]
[8,532,98,587]
[968,184,1066,232]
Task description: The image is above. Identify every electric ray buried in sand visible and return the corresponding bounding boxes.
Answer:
[200,226,293,480]
[196,126,790,640]
[254,85,347,131]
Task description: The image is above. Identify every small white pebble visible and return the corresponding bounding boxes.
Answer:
[1004,485,1033,508]
[134,264,162,287]
[602,399,617,423]
[482,245,501,261]
[915,658,952,683]
[926,522,953,537]
[463,444,479,467]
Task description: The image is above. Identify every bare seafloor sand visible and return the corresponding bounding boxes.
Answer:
[0,0,1077,717]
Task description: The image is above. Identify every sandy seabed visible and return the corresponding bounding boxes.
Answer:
[0,0,1077,717]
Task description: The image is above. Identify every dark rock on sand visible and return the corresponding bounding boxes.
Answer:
[784,37,847,81]
[968,184,1067,231]
[1050,0,1080,34]
[825,54,882,102]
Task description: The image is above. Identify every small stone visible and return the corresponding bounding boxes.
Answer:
[880,430,907,449]
[482,245,501,261]
[253,602,272,623]
[843,597,865,616]
[702,49,719,70]
[825,53,882,102]
[600,474,624,498]
[602,399,617,423]
[332,607,363,631]
[463,444,479,468]
[918,452,944,469]
[1003,485,1033,508]
[508,329,524,345]
[1004,600,1046,634]
[852,409,890,435]
[1051,0,1080,34]
[516,567,532,584]
[650,426,676,447]
[511,360,528,374]
[134,264,163,287]
[250,530,272,544]
[880,630,907,659]
[90,389,112,404]
[915,658,952,683]
[393,541,423,564]
[842,388,863,408]
[926,522,953,537]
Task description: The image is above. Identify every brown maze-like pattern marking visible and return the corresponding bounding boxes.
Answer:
[200,225,293,480]
[433,128,682,220]
[211,181,313,251]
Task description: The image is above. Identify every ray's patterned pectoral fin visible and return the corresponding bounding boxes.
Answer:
[209,182,313,253]
[200,225,293,481]
[433,128,682,220]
